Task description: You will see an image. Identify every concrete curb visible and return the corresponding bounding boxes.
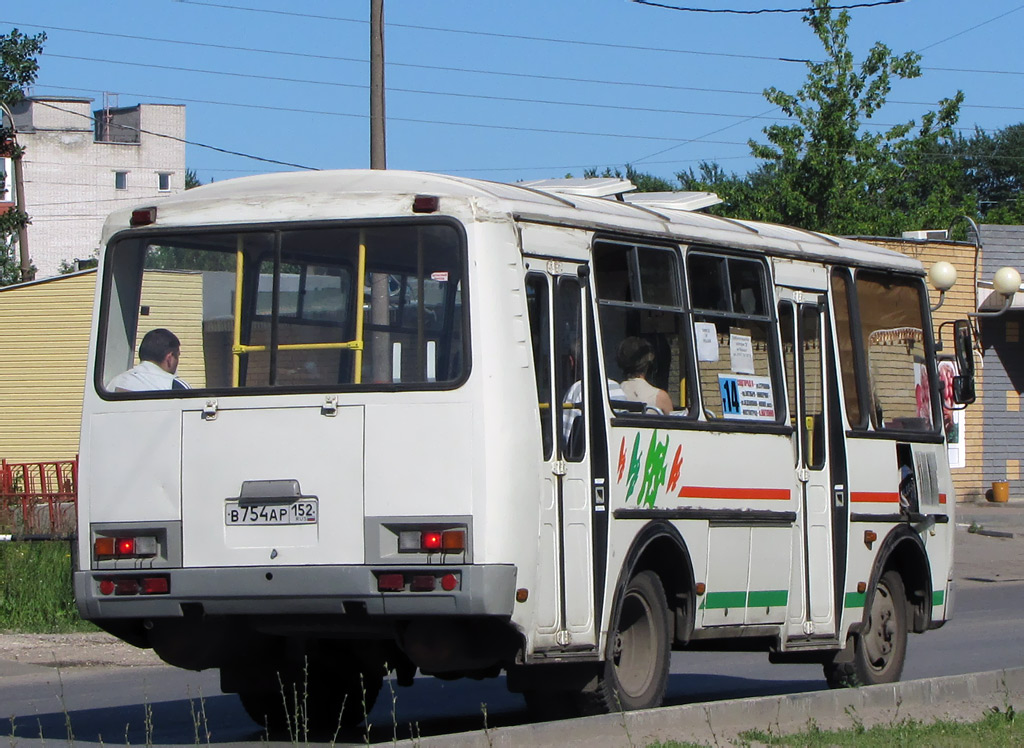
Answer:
[398,667,1024,747]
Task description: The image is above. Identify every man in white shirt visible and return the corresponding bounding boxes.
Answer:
[107,328,191,392]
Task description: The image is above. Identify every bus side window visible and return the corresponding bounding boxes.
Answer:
[593,240,692,417]
[687,252,779,424]
[526,273,554,460]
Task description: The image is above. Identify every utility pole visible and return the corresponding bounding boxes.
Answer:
[368,0,390,381]
[369,0,386,170]
[0,102,31,283]
[13,146,30,281]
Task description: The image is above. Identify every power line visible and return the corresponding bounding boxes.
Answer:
[41,53,789,123]
[918,3,1024,52]
[38,53,1010,134]
[10,17,1024,94]
[632,0,905,14]
[30,99,319,171]
[31,84,760,146]
[160,4,1024,76]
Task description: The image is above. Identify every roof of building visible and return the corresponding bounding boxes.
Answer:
[102,169,923,273]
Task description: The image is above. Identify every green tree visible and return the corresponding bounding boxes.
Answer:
[185,168,203,190]
[1,28,46,285]
[959,123,1024,224]
[680,1,973,236]
[582,165,678,192]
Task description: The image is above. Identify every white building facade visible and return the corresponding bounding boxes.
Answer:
[3,96,185,278]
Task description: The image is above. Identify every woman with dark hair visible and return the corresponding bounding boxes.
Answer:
[617,336,672,414]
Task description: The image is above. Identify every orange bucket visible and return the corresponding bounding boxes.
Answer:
[991,481,1010,503]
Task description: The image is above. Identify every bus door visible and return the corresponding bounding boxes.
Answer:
[778,290,839,641]
[526,263,598,652]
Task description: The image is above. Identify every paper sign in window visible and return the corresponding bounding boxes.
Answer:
[729,328,755,375]
[695,322,719,363]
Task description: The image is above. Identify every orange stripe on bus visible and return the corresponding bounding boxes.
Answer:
[678,486,791,501]
[850,492,900,503]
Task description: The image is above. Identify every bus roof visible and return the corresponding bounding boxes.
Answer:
[103,169,922,273]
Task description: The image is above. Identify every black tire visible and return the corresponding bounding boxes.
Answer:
[579,570,671,713]
[824,570,908,688]
[238,663,382,733]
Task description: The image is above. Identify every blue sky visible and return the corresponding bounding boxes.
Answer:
[6,1,1024,187]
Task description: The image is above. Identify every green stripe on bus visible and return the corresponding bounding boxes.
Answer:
[933,590,945,606]
[845,592,866,608]
[699,590,788,610]
[747,590,788,608]
[700,591,747,610]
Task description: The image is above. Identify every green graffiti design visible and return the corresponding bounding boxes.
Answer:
[637,430,669,508]
[625,433,642,502]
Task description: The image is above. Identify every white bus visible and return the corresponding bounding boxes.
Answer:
[74,170,971,727]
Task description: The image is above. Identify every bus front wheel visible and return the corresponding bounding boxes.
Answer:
[824,570,908,687]
[580,570,671,713]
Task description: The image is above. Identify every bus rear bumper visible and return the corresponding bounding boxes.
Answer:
[73,563,517,620]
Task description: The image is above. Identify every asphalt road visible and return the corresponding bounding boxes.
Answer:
[2,514,1023,746]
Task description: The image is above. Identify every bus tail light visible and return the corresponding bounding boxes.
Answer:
[98,575,170,596]
[441,530,465,552]
[397,528,466,554]
[94,535,158,560]
[410,575,436,592]
[378,573,405,592]
[422,531,442,551]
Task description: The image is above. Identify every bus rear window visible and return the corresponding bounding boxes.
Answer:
[98,222,466,394]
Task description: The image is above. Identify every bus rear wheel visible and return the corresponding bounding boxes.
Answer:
[237,660,382,733]
[824,570,907,688]
[580,570,671,713]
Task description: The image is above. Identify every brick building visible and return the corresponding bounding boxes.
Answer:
[1,96,185,278]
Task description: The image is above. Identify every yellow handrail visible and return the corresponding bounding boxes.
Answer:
[229,232,370,386]
[353,232,368,384]
[231,237,244,387]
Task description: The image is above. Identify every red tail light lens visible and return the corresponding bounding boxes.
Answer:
[140,576,170,595]
[115,579,140,595]
[116,538,136,556]
[378,573,404,592]
[410,575,436,592]
[421,532,443,551]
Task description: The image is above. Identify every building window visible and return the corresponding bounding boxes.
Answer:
[158,172,172,192]
[115,171,128,190]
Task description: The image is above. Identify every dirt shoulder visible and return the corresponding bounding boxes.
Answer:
[0,632,162,669]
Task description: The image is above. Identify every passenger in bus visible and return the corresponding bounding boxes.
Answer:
[617,336,673,415]
[108,328,192,392]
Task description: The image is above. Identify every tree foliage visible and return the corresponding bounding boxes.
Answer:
[1,28,46,286]
[959,123,1024,225]
[678,0,975,236]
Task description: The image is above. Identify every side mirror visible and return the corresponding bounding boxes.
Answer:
[952,320,975,405]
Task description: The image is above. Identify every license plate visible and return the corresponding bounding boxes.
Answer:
[225,499,318,526]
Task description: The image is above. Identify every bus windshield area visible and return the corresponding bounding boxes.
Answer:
[98,222,465,394]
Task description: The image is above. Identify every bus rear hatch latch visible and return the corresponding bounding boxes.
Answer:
[202,400,219,421]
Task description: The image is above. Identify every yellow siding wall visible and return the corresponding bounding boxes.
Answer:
[0,270,206,464]
[0,273,96,462]
[138,271,206,388]
[859,239,984,502]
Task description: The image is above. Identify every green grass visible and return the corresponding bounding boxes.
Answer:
[651,704,1022,748]
[0,540,95,632]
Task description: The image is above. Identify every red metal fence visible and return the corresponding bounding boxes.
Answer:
[0,458,78,538]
